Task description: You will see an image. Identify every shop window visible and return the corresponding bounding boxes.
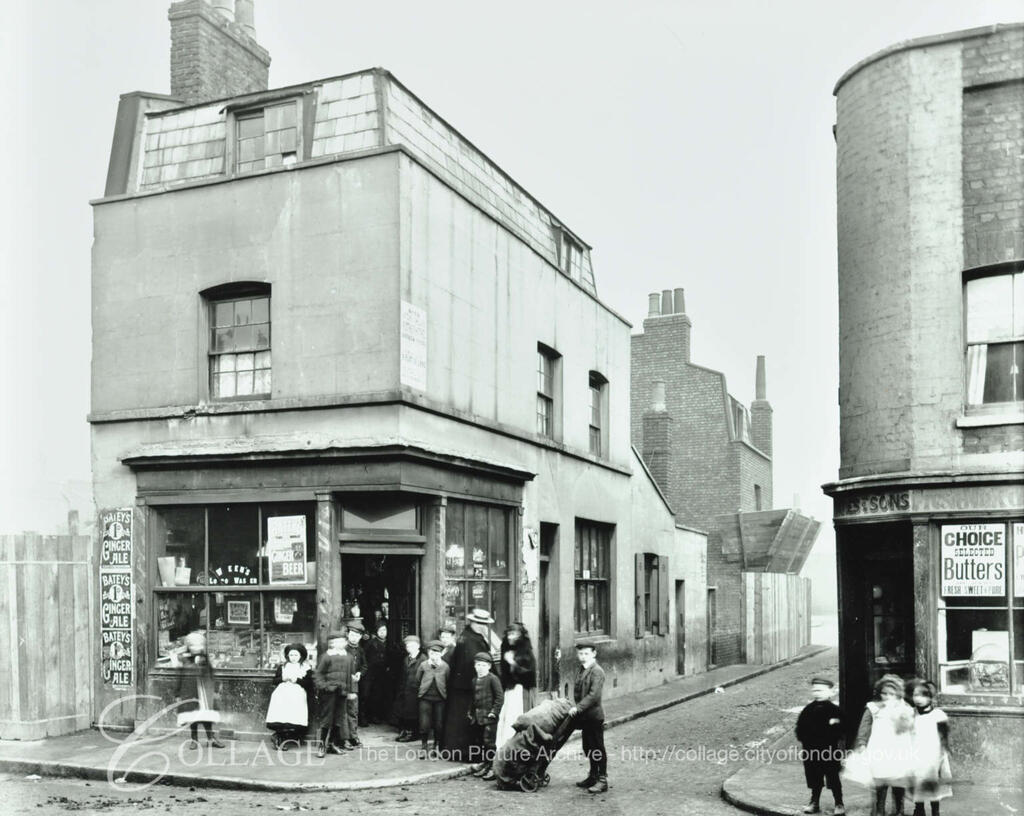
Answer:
[235,100,300,174]
[589,371,608,457]
[964,267,1023,406]
[206,284,271,400]
[152,502,316,671]
[443,501,512,642]
[575,520,612,636]
[536,343,561,439]
[937,522,1024,696]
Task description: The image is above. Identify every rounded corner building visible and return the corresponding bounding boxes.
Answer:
[825,23,1024,766]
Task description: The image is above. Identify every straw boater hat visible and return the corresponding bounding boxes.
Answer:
[466,608,495,624]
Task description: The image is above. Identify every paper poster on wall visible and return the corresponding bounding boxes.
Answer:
[522,528,539,584]
[99,507,134,689]
[400,301,427,391]
[940,522,1006,597]
[1014,523,1024,598]
[266,515,307,584]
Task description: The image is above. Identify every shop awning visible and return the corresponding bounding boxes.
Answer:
[714,508,821,574]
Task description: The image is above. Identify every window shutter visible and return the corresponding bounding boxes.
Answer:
[659,555,670,635]
[635,553,645,638]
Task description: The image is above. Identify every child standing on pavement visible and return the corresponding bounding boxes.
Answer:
[569,639,607,794]
[853,674,914,816]
[467,651,503,780]
[416,640,450,757]
[795,677,846,814]
[395,634,426,742]
[344,623,366,747]
[908,681,952,816]
[313,631,356,757]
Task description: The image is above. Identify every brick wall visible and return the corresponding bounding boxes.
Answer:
[834,26,1023,481]
[632,304,775,665]
[168,0,270,106]
[962,27,1024,267]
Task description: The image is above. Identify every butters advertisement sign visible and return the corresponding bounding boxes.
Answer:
[940,522,1006,597]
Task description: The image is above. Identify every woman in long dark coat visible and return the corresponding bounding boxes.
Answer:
[442,609,493,762]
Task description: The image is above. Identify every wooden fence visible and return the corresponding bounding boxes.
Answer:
[0,532,94,739]
[743,572,812,665]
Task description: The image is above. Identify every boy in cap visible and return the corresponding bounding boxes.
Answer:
[415,640,450,757]
[395,634,425,742]
[344,621,366,745]
[795,677,846,814]
[438,624,457,664]
[570,639,607,793]
[313,631,356,758]
[467,651,503,780]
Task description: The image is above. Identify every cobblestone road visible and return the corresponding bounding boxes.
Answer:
[6,649,838,816]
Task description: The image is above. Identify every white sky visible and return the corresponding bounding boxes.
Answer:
[1,1,1019,600]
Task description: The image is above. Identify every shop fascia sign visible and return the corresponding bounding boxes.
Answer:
[834,483,1024,519]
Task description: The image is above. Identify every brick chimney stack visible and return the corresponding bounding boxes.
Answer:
[641,286,692,363]
[642,380,673,497]
[750,355,773,457]
[169,0,270,105]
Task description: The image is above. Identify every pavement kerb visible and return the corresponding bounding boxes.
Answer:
[720,730,805,816]
[0,754,474,792]
[0,644,831,792]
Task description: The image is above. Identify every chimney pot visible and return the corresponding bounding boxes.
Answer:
[661,290,673,317]
[673,288,685,314]
[647,292,661,317]
[651,379,667,412]
[211,0,235,21]
[755,355,767,400]
[235,0,255,36]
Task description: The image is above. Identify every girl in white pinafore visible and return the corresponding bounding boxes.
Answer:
[908,681,952,816]
[853,674,915,816]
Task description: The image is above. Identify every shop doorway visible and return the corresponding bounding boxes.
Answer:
[537,523,559,692]
[864,551,914,691]
[676,580,686,675]
[340,554,420,641]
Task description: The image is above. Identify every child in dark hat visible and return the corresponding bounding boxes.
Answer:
[415,640,450,757]
[344,621,366,746]
[265,642,314,749]
[394,634,425,742]
[570,639,607,793]
[313,631,356,757]
[795,677,846,814]
[467,651,503,780]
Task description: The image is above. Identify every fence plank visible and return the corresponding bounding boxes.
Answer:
[73,535,94,729]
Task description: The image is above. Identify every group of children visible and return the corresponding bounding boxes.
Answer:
[796,674,952,816]
[174,611,608,794]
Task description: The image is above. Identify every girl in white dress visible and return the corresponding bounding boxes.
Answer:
[909,681,952,816]
[853,674,914,816]
[265,643,314,749]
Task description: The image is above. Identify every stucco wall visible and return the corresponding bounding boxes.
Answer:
[92,154,402,414]
[400,155,631,467]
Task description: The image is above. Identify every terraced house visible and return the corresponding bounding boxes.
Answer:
[90,0,708,737]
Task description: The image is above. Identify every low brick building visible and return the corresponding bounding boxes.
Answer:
[632,290,818,668]
[825,23,1024,768]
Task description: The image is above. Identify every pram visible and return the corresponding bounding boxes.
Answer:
[492,697,577,792]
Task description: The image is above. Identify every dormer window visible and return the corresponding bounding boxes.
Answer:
[235,101,300,174]
[556,229,584,283]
